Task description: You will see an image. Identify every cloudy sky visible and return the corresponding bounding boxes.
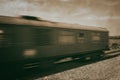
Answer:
[0,0,120,36]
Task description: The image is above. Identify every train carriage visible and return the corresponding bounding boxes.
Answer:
[0,15,109,76]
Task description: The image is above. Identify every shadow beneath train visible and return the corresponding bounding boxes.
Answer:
[18,51,120,80]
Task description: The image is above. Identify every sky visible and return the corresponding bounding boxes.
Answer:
[0,0,120,36]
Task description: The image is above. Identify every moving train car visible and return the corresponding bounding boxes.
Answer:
[0,15,109,76]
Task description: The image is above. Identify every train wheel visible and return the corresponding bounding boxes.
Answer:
[38,59,55,70]
[93,51,104,60]
[79,56,92,62]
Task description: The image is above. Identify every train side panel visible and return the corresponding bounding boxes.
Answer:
[35,28,109,58]
[0,24,109,62]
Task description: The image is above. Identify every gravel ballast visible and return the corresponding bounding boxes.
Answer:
[38,56,120,80]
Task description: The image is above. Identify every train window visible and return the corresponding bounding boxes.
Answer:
[78,33,84,38]
[0,30,4,34]
[34,29,51,46]
[91,33,101,41]
[59,35,75,44]
[77,32,85,43]
[58,30,75,44]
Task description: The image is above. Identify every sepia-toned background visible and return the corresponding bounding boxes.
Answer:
[0,0,120,36]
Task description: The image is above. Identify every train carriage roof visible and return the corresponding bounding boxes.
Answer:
[0,15,108,32]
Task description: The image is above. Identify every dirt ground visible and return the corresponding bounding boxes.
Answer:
[38,55,120,80]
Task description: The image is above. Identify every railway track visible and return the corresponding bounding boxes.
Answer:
[17,49,120,80]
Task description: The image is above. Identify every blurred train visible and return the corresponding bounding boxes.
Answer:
[0,15,109,76]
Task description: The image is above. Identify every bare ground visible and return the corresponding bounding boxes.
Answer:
[38,55,120,80]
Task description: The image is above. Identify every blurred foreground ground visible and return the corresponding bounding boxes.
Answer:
[38,55,120,80]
